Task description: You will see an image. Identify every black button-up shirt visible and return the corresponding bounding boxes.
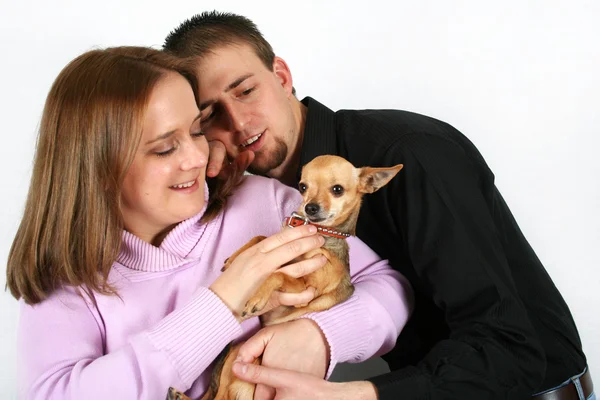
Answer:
[297,97,586,399]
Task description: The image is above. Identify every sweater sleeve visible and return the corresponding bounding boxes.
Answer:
[271,177,414,378]
[303,237,413,378]
[368,134,546,399]
[18,286,242,400]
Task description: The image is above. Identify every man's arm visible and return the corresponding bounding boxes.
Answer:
[232,354,379,400]
[366,133,546,399]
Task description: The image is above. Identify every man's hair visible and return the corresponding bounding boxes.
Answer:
[164,11,275,71]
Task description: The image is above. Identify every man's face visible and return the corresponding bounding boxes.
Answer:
[196,44,299,177]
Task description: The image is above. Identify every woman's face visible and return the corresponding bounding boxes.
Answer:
[121,72,209,244]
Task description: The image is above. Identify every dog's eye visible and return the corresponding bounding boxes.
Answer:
[331,185,344,196]
[298,183,307,194]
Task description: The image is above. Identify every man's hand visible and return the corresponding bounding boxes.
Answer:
[231,361,378,400]
[207,140,255,178]
[236,319,329,399]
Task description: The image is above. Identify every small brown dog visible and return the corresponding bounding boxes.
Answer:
[167,155,403,400]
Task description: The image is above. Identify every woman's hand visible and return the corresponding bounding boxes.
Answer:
[209,225,327,319]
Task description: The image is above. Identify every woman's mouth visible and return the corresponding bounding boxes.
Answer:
[170,180,196,189]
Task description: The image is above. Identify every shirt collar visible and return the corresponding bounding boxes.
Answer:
[298,97,339,183]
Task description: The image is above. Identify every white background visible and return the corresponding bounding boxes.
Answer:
[1,0,598,397]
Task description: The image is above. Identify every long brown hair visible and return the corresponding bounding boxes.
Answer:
[7,46,239,304]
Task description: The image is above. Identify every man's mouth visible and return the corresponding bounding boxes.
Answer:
[170,180,196,189]
[241,132,263,148]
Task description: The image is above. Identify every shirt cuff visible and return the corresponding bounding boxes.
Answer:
[146,287,243,387]
[301,294,372,379]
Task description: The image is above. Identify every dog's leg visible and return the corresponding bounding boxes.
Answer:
[242,273,306,317]
[263,281,355,325]
[222,236,266,272]
[167,387,193,400]
[198,343,234,400]
[201,343,259,400]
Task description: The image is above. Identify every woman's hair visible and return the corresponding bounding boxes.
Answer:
[6,46,241,304]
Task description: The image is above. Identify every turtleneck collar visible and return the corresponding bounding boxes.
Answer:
[116,182,222,272]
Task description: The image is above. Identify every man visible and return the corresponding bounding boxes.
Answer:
[163,11,592,400]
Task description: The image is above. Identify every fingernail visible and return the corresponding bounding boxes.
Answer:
[307,225,317,233]
[313,254,325,263]
[233,362,248,375]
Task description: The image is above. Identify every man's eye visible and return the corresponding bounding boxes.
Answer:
[241,87,254,96]
[331,185,344,196]
[298,183,307,194]
[201,110,215,123]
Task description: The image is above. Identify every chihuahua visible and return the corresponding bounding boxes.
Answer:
[167,155,403,400]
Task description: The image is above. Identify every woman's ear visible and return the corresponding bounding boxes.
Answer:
[273,56,294,97]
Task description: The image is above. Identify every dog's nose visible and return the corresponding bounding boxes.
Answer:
[305,203,320,216]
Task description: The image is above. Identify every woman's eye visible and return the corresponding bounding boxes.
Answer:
[191,131,205,138]
[298,183,307,193]
[155,147,175,157]
[331,185,344,196]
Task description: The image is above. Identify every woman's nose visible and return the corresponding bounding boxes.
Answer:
[180,139,208,171]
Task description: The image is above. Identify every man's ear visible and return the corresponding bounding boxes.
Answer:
[273,56,294,97]
[358,164,404,194]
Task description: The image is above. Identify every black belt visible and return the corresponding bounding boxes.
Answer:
[532,369,593,400]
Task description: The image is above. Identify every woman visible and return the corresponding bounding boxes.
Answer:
[7,46,412,399]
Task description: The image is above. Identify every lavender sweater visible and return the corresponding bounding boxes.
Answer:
[17,176,413,400]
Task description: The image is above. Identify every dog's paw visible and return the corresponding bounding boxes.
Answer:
[166,387,193,400]
[221,257,231,272]
[222,236,267,272]
[242,295,270,317]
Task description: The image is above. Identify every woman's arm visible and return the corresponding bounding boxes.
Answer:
[305,237,413,377]
[18,286,241,400]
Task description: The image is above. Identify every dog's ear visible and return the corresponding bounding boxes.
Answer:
[358,164,403,194]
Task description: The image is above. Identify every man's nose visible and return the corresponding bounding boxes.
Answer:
[225,103,249,134]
